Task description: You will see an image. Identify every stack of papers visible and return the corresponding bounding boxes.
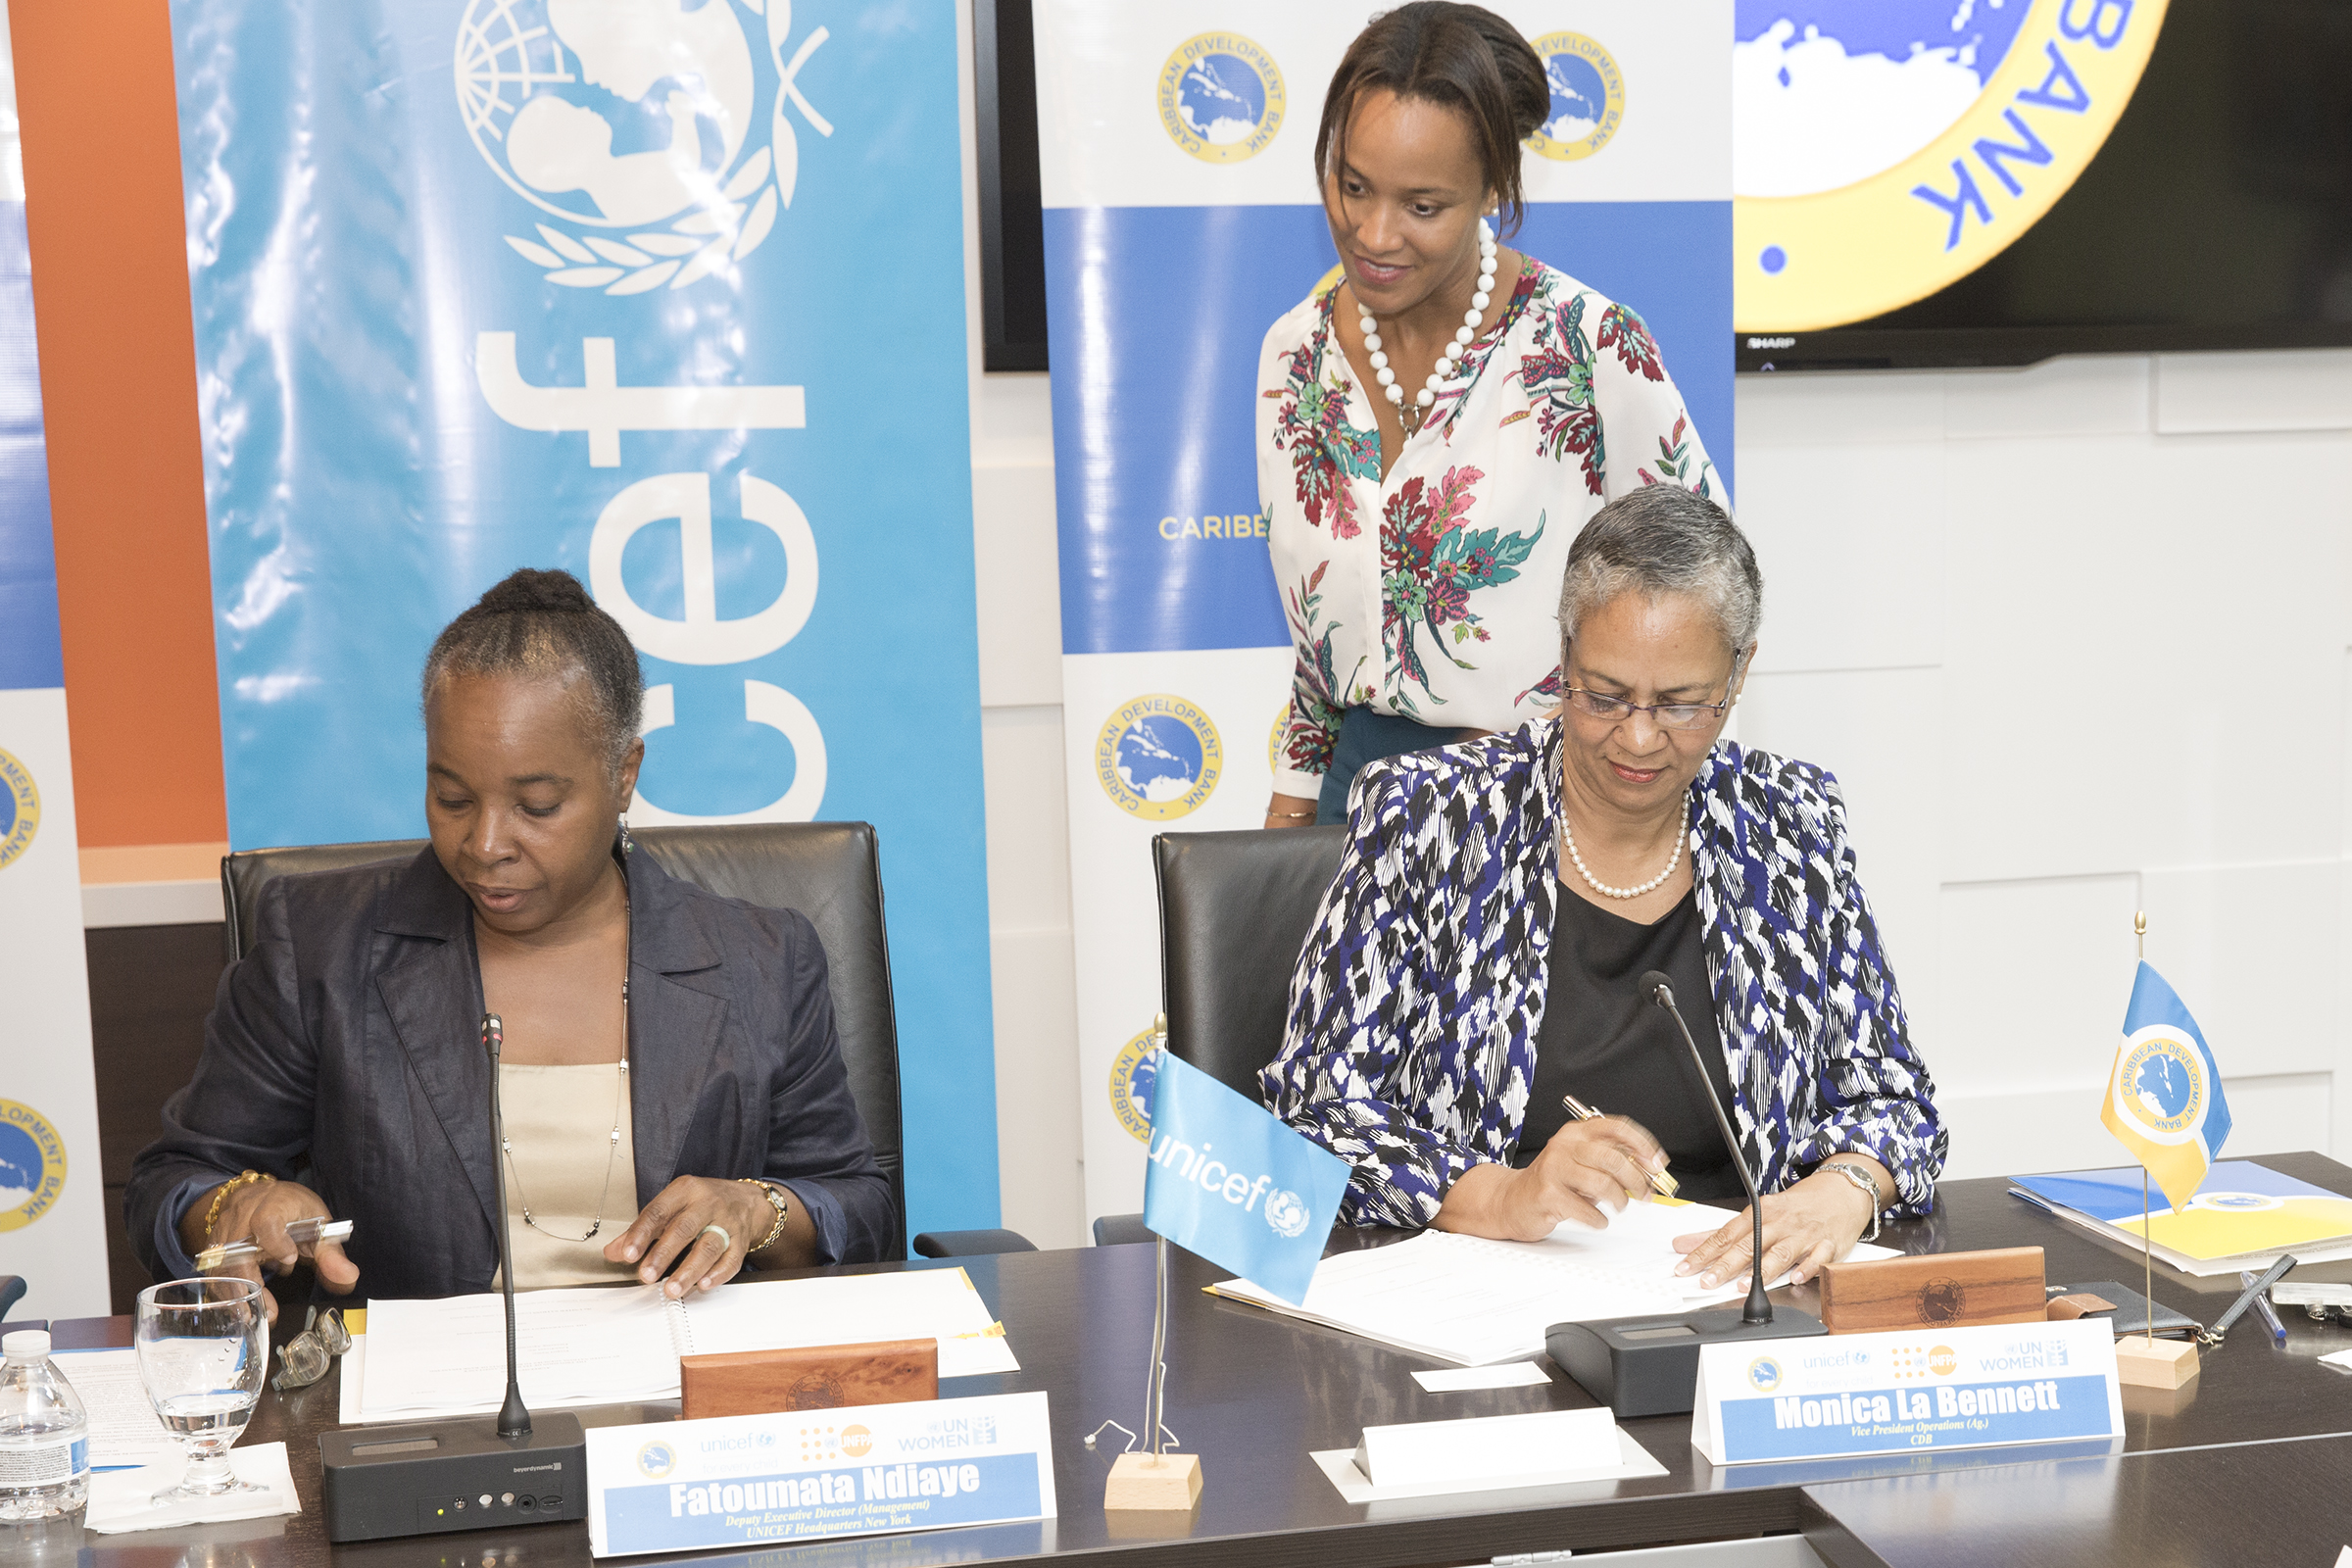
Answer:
[53,1348,184,1469]
[355,1269,1017,1422]
[1210,1199,1896,1365]
[2011,1162,2352,1277]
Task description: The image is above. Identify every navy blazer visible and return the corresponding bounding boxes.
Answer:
[126,845,895,1298]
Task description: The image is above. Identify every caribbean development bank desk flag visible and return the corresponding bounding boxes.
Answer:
[2101,962,2233,1211]
[1143,1053,1348,1304]
[169,0,1001,1234]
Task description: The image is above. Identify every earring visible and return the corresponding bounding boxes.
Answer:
[618,815,634,856]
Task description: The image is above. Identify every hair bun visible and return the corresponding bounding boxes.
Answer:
[472,567,595,615]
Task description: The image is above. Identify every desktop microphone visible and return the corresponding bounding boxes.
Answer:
[1543,969,1827,1417]
[1639,970,1771,1327]
[483,1012,532,1439]
[315,1011,590,1542]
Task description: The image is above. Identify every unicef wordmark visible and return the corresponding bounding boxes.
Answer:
[459,0,831,295]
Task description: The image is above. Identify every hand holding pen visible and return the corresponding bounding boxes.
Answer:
[196,1216,355,1272]
[1563,1095,1679,1199]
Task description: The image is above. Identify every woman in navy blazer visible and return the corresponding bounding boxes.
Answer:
[126,570,891,1316]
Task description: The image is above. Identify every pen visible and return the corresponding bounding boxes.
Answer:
[2208,1254,2296,1345]
[195,1216,355,1272]
[2242,1269,2289,1347]
[1561,1094,1678,1199]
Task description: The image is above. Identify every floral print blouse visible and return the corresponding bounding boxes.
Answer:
[1258,260,1721,799]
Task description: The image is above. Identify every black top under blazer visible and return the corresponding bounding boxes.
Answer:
[125,844,894,1300]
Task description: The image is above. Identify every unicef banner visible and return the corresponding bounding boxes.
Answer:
[170,0,1001,1236]
[0,0,106,1315]
[1034,2,1735,1220]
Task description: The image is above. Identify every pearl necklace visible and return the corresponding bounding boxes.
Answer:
[1357,219,1498,434]
[1559,812,1687,901]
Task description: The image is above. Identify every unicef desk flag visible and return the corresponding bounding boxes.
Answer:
[1142,1053,1349,1305]
[2102,962,2233,1211]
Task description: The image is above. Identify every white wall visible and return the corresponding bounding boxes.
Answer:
[974,348,2352,1236]
[1735,350,2352,1182]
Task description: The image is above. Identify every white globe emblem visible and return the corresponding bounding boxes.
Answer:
[455,0,831,294]
[1262,1188,1310,1241]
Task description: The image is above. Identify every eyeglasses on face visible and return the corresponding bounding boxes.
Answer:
[1561,685,1733,732]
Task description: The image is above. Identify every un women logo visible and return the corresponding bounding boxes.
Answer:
[1095,696,1222,821]
[1733,0,2166,331]
[0,1100,66,1233]
[1157,33,1285,164]
[1524,33,1624,162]
[0,746,38,871]
[457,0,831,294]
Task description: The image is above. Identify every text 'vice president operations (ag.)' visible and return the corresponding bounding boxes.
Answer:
[125,570,893,1320]
[1265,489,1947,1289]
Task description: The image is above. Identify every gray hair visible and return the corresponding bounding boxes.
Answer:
[1555,487,1762,656]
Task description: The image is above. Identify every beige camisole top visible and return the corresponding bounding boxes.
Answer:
[493,1062,641,1290]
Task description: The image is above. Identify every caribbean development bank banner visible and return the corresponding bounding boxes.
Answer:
[170,0,1000,1235]
[0,0,106,1316]
[1035,2,1734,1220]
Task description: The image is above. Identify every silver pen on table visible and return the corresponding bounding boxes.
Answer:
[1561,1094,1679,1199]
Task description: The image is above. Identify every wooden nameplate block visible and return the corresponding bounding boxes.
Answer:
[1818,1248,2047,1334]
[1104,1451,1202,1512]
[680,1338,938,1421]
[2115,1334,2199,1391]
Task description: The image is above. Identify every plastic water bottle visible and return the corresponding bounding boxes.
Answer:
[0,1331,88,1520]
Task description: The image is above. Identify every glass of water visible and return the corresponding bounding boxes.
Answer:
[134,1278,269,1504]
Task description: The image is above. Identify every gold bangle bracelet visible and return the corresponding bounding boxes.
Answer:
[203,1169,273,1245]
[1266,809,1315,819]
[739,1179,789,1252]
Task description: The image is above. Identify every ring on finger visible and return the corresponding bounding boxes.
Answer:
[699,1223,732,1252]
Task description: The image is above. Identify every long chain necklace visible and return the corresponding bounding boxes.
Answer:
[500,904,630,1244]
[1356,218,1498,437]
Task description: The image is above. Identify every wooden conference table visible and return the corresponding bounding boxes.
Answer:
[24,1152,2352,1568]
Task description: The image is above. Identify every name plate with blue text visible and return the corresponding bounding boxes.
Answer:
[584,1392,1054,1557]
[1691,1319,2121,1466]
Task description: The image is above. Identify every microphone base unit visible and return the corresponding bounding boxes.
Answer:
[1547,1305,1828,1418]
[319,1411,589,1543]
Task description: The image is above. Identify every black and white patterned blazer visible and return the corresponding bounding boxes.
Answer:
[1261,718,1946,1228]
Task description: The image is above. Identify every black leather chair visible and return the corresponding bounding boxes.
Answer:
[221,823,1024,1262]
[0,1275,25,1322]
[1153,827,1348,1097]
[1089,827,1348,1247]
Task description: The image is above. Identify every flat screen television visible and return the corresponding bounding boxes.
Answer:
[983,4,2352,374]
[1735,0,2352,370]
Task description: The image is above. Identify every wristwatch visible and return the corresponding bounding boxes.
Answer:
[739,1178,790,1252]
[1820,1159,1885,1244]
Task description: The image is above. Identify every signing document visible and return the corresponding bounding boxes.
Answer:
[358,1270,1016,1421]
[1212,1199,1896,1366]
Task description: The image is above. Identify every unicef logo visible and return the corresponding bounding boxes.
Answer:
[1108,1025,1160,1146]
[0,1101,66,1234]
[1524,33,1624,161]
[0,746,36,871]
[1734,0,2164,331]
[457,0,830,295]
[1095,696,1223,820]
[1746,1356,1782,1393]
[1262,1188,1310,1241]
[1157,33,1285,164]
[635,1440,676,1479]
[2111,1027,2207,1144]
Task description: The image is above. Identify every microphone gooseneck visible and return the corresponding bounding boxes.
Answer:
[1639,969,1772,1326]
[483,1011,533,1439]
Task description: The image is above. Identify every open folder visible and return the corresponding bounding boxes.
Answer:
[356,1270,1017,1422]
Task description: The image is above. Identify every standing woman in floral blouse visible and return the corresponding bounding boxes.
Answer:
[1260,1,1719,828]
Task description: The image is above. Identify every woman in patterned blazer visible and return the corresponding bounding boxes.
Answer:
[1263,487,1945,1290]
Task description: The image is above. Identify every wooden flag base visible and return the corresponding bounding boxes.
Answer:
[1104,1451,1202,1511]
[2114,1335,2199,1390]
